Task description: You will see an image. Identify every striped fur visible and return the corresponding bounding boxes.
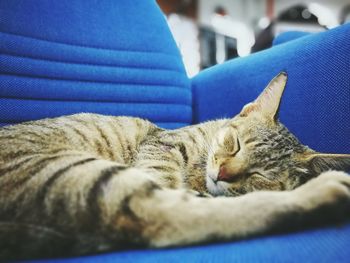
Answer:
[1,73,350,260]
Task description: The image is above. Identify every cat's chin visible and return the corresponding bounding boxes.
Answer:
[206,176,227,196]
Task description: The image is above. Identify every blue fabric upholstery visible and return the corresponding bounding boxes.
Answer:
[1,0,350,262]
[272,31,312,46]
[192,23,350,154]
[0,0,191,129]
[27,224,350,263]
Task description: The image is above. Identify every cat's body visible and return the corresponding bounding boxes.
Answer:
[1,73,350,260]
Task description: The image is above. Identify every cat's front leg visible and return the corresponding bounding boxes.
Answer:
[289,171,350,225]
[129,171,350,247]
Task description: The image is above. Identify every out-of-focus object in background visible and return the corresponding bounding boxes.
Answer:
[210,7,255,59]
[199,6,253,70]
[157,0,200,77]
[158,0,350,74]
[253,4,323,53]
[274,5,324,36]
[167,14,200,77]
[340,4,350,24]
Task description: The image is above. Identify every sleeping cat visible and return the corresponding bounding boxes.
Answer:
[0,72,349,260]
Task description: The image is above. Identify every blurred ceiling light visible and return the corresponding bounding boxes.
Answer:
[258,17,271,29]
[308,3,339,28]
[211,14,255,57]
[301,9,312,19]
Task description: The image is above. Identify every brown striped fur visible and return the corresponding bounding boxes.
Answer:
[1,73,350,260]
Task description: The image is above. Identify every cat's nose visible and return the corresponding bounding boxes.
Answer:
[217,166,232,182]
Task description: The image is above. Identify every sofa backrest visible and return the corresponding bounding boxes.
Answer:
[0,0,192,129]
[192,24,350,154]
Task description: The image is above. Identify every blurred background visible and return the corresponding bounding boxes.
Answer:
[156,0,350,77]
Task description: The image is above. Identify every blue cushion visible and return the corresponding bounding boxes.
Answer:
[0,0,191,129]
[192,23,350,154]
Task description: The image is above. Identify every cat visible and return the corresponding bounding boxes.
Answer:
[0,72,349,260]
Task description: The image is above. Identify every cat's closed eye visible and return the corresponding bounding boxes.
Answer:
[249,171,267,180]
[218,127,241,157]
[225,136,241,157]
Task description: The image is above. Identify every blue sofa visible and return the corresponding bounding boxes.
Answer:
[1,0,349,262]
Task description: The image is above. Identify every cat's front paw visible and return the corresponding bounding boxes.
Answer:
[292,171,350,222]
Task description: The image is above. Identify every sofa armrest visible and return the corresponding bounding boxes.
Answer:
[191,24,350,153]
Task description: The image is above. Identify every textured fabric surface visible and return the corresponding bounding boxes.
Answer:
[0,0,179,53]
[27,224,350,263]
[273,31,312,46]
[192,23,350,154]
[0,0,191,129]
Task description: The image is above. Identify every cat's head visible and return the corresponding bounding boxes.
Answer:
[206,72,350,196]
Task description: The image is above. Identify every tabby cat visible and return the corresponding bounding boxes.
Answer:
[1,72,349,260]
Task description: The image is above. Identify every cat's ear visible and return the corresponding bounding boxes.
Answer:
[240,72,287,121]
[303,153,350,175]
